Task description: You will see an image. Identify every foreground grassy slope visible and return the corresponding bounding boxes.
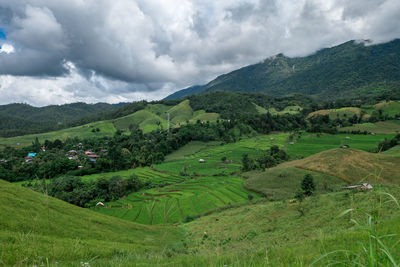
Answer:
[0,179,182,266]
[183,187,400,266]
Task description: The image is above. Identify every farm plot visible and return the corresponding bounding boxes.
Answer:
[285,133,395,158]
[339,120,400,134]
[81,167,186,186]
[94,176,260,225]
[155,134,289,175]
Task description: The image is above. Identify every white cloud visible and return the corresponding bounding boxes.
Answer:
[0,0,399,106]
[0,43,14,54]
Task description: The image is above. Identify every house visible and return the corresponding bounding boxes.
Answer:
[24,157,34,163]
[68,150,77,154]
[199,158,205,163]
[68,156,78,161]
[87,154,100,159]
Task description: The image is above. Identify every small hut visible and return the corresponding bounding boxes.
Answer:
[199,159,205,163]
[96,202,105,207]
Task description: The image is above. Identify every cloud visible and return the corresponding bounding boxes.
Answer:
[0,43,14,53]
[0,0,399,106]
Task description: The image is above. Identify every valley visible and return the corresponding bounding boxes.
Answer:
[1,41,400,266]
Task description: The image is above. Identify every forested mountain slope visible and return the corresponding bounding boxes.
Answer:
[166,39,400,100]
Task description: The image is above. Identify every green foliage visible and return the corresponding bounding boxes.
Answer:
[375,134,400,152]
[0,102,122,137]
[301,174,315,196]
[198,40,400,100]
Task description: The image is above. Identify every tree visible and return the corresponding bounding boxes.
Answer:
[241,153,252,171]
[301,174,315,196]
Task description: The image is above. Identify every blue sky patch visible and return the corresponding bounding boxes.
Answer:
[0,29,7,40]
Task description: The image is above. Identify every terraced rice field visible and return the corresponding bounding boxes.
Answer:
[81,167,187,186]
[94,176,259,225]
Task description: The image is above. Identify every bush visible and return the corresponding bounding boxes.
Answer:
[301,174,315,196]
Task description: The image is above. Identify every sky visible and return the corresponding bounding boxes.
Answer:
[0,0,400,106]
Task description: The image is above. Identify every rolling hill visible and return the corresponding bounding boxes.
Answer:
[0,100,220,148]
[166,39,400,100]
[0,179,182,266]
[0,102,124,137]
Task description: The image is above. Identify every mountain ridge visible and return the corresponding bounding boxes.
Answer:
[165,39,400,99]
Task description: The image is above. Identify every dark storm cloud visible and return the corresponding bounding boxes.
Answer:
[0,0,399,106]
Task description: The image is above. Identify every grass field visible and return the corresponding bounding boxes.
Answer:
[93,176,260,225]
[372,100,400,117]
[154,134,289,175]
[285,132,394,158]
[0,120,116,148]
[307,107,362,119]
[243,167,346,200]
[164,141,221,162]
[340,120,400,134]
[279,148,400,184]
[0,179,182,266]
[383,145,400,157]
[183,186,400,266]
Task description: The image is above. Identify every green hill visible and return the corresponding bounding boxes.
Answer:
[0,100,221,148]
[0,102,123,137]
[166,39,400,100]
[0,179,182,266]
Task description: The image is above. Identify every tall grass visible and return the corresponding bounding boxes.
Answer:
[311,188,400,266]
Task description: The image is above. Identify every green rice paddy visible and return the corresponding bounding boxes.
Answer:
[93,176,259,225]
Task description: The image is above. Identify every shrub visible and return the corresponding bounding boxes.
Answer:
[301,174,315,196]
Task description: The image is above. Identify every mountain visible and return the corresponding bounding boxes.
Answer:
[0,102,125,137]
[166,39,400,99]
[164,85,204,100]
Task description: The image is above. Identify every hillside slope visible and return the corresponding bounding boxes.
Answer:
[278,148,400,184]
[0,179,181,265]
[167,39,400,99]
[0,102,123,137]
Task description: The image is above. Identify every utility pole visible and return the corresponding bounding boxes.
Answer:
[167,112,170,133]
